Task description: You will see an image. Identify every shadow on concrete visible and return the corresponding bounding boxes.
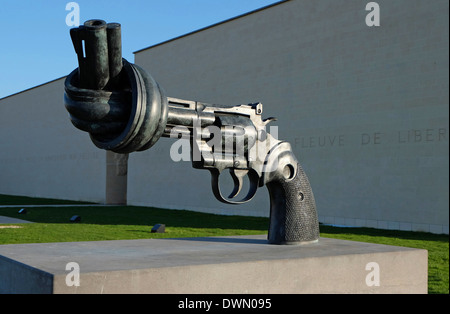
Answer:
[163,236,268,245]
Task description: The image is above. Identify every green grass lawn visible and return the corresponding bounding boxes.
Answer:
[0,205,268,243]
[0,194,448,294]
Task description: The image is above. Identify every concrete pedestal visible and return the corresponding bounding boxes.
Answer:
[0,235,427,294]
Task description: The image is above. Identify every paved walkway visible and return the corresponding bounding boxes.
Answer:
[0,204,110,224]
[0,216,34,224]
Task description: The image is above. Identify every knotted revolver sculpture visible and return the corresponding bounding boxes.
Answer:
[64,20,319,245]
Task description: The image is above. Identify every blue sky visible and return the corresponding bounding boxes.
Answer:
[0,0,280,99]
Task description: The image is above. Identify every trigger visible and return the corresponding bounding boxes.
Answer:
[228,169,248,199]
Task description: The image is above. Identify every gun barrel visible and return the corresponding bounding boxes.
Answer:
[162,98,215,138]
[106,23,123,88]
[163,98,258,155]
[166,108,216,129]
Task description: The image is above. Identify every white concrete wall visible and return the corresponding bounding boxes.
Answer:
[0,0,447,234]
[131,0,449,233]
[0,79,106,203]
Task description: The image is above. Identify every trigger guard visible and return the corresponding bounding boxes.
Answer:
[210,169,259,205]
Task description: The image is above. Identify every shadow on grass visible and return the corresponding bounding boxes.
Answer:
[0,194,95,206]
[0,205,270,232]
[319,224,449,243]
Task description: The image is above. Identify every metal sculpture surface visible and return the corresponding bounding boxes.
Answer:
[64,20,319,245]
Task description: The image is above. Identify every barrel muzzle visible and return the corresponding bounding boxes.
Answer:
[64,20,168,154]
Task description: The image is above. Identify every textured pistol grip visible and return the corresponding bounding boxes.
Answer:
[267,163,320,245]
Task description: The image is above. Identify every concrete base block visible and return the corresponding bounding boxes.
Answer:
[0,235,427,294]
